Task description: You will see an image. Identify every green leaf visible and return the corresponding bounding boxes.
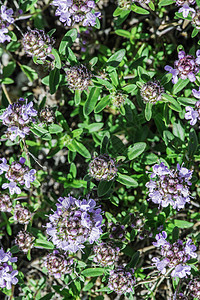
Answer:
[113,7,126,17]
[127,251,140,268]
[172,226,179,242]
[74,90,82,105]
[173,78,190,94]
[191,27,199,38]
[117,173,138,187]
[6,41,21,52]
[188,128,198,157]
[72,140,91,158]
[97,181,113,197]
[131,3,150,14]
[34,239,54,249]
[158,0,175,6]
[49,68,60,94]
[20,0,38,11]
[84,87,101,115]
[81,268,105,277]
[173,220,194,228]
[51,48,61,69]
[177,97,197,106]
[106,49,126,72]
[3,62,16,77]
[162,94,182,112]
[115,29,131,38]
[31,125,52,140]
[145,102,152,121]
[48,124,63,134]
[128,142,146,160]
[59,29,77,54]
[20,65,38,81]
[94,95,110,113]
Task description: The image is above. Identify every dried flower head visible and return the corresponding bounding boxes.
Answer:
[13,204,32,224]
[0,98,37,141]
[0,157,36,195]
[52,0,101,27]
[140,80,164,104]
[93,242,120,267]
[108,267,135,295]
[0,6,14,43]
[40,106,55,124]
[110,91,127,108]
[23,29,54,63]
[0,193,12,212]
[165,50,200,84]
[152,231,197,278]
[146,162,193,210]
[46,196,103,253]
[15,230,35,253]
[89,154,118,181]
[44,250,74,278]
[65,64,92,91]
[0,248,18,289]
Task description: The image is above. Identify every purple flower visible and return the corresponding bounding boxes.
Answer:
[146,163,192,210]
[0,248,18,290]
[108,267,135,295]
[0,158,9,175]
[165,50,200,84]
[178,4,195,18]
[2,182,21,195]
[24,169,36,188]
[0,99,37,141]
[152,233,196,279]
[0,6,14,44]
[46,196,103,253]
[52,0,101,27]
[185,88,200,126]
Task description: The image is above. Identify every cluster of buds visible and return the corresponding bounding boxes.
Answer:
[13,204,32,224]
[165,50,200,84]
[23,29,55,64]
[108,222,127,242]
[93,242,120,267]
[191,8,200,29]
[46,196,103,253]
[0,193,12,212]
[185,87,200,125]
[108,266,135,295]
[146,162,193,210]
[88,154,118,181]
[0,248,18,289]
[39,106,55,124]
[0,98,37,141]
[15,230,35,253]
[176,0,196,18]
[65,64,92,91]
[0,5,14,43]
[152,231,197,278]
[140,80,164,104]
[44,250,74,278]
[52,0,101,27]
[110,91,127,108]
[0,157,36,195]
[188,278,200,299]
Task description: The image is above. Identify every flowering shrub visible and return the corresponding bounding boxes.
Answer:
[0,0,200,299]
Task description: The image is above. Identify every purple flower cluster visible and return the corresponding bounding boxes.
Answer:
[93,242,120,267]
[152,231,197,278]
[52,0,101,27]
[46,196,103,253]
[0,157,36,195]
[176,0,196,18]
[188,278,200,299]
[0,248,18,289]
[165,50,200,84]
[108,267,135,295]
[0,5,14,43]
[14,204,32,224]
[185,87,200,125]
[0,98,37,141]
[0,193,12,212]
[146,162,193,210]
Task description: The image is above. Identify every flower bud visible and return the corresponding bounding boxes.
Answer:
[65,64,92,91]
[89,154,118,181]
[0,193,12,212]
[14,204,32,224]
[140,80,164,104]
[108,267,135,295]
[40,106,55,124]
[93,242,120,267]
[110,91,127,108]
[15,230,35,253]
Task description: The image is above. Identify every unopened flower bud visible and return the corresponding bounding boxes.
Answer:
[40,106,55,124]
[140,80,164,104]
[0,193,12,212]
[65,64,92,91]
[110,91,127,108]
[15,230,35,253]
[89,154,118,181]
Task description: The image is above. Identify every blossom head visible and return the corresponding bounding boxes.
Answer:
[0,98,37,141]
[0,6,14,43]
[0,248,18,290]
[146,162,193,210]
[152,233,197,278]
[165,50,200,84]
[140,80,164,104]
[46,196,103,253]
[52,0,101,27]
[65,64,92,91]
[44,250,74,279]
[14,204,32,224]
[40,106,55,124]
[89,154,118,181]
[23,29,54,63]
[0,193,12,212]
[110,91,127,108]
[15,230,35,253]
[108,267,135,295]
[93,242,120,267]
[188,278,200,299]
